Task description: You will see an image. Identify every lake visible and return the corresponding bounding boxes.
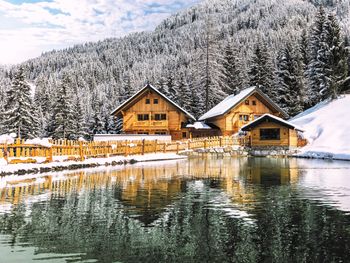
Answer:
[1,157,350,262]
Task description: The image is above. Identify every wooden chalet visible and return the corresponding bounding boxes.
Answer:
[198,87,288,136]
[111,84,196,140]
[241,114,304,148]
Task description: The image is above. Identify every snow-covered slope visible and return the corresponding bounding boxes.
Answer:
[291,95,350,160]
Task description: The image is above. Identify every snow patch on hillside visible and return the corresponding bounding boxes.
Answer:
[291,95,350,160]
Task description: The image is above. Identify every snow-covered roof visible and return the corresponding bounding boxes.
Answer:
[198,87,288,121]
[241,114,304,132]
[186,122,212,130]
[111,84,196,121]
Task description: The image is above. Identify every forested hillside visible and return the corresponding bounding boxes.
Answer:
[0,0,349,139]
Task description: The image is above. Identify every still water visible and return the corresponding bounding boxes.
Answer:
[1,157,350,263]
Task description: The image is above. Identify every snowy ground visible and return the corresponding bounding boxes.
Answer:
[0,153,187,175]
[291,95,350,161]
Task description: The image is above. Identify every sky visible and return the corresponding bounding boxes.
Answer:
[0,0,200,65]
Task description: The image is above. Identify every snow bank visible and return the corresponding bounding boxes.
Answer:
[0,133,16,144]
[0,153,187,175]
[291,95,350,160]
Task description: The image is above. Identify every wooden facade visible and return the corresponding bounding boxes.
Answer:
[199,87,288,136]
[111,84,195,140]
[241,114,303,148]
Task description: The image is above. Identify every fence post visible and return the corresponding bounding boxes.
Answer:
[4,143,8,164]
[47,147,53,163]
[125,141,129,157]
[154,139,158,154]
[79,141,85,161]
[163,143,166,153]
[176,142,180,154]
[204,139,208,149]
[141,139,145,155]
[219,137,223,147]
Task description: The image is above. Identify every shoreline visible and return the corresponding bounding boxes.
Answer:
[0,153,187,176]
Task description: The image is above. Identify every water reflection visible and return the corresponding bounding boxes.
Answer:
[0,157,350,262]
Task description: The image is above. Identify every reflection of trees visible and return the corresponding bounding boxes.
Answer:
[0,157,349,262]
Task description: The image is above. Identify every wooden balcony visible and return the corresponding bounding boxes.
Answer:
[132,120,169,129]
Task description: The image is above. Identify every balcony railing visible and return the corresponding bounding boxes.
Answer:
[133,120,169,128]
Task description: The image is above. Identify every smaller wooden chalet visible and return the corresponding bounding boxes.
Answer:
[241,114,304,148]
[198,87,288,136]
[111,84,196,140]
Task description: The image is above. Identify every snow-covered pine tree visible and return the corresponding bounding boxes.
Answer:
[49,74,76,139]
[88,97,105,138]
[248,42,275,98]
[176,71,192,110]
[275,43,304,116]
[165,70,177,101]
[1,67,39,139]
[222,41,243,95]
[195,15,226,112]
[72,100,89,140]
[306,6,327,106]
[299,29,309,71]
[320,13,349,99]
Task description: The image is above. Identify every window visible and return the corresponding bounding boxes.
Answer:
[137,114,149,121]
[182,132,187,138]
[245,100,249,105]
[155,131,167,135]
[154,114,167,120]
[260,128,280,140]
[145,99,150,104]
[252,100,256,105]
[153,99,158,104]
[239,115,249,121]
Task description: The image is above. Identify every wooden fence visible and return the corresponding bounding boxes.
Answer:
[0,136,244,164]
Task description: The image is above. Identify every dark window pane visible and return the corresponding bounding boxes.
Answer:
[146,99,150,104]
[252,100,256,105]
[154,99,158,104]
[245,100,249,105]
[260,128,280,140]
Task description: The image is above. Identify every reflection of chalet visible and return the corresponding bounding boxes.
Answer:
[111,84,195,140]
[197,87,288,136]
[241,114,304,148]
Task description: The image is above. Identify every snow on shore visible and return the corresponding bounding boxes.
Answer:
[291,95,350,161]
[0,153,187,175]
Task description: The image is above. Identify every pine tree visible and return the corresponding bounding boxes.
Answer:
[1,67,39,139]
[321,13,349,99]
[248,42,275,98]
[49,75,75,139]
[72,100,88,140]
[275,43,304,116]
[306,6,327,106]
[89,98,105,138]
[222,41,242,95]
[195,16,226,112]
[299,29,309,71]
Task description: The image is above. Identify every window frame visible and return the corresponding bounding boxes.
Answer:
[153,98,159,104]
[245,100,249,105]
[145,98,150,104]
[137,114,149,121]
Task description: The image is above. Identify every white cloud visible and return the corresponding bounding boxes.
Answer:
[0,0,200,65]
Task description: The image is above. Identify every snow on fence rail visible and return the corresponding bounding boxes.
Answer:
[0,137,244,164]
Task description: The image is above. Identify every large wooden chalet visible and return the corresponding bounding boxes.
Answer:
[195,87,289,136]
[111,84,195,140]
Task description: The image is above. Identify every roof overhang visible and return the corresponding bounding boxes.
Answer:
[241,114,304,132]
[111,84,196,121]
[199,87,289,121]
